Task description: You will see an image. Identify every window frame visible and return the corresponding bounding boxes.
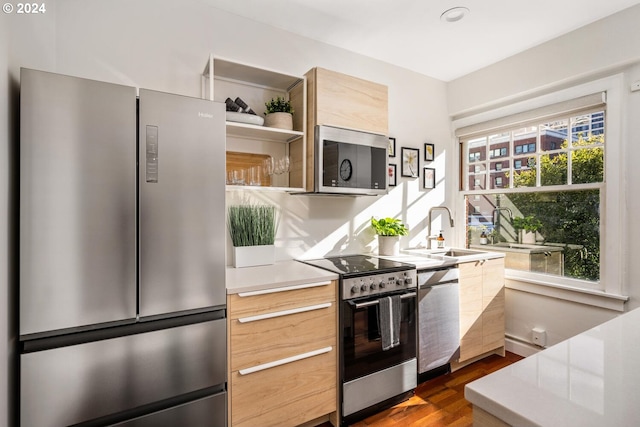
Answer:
[451,74,627,310]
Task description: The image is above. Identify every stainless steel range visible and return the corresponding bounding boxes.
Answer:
[299,255,417,426]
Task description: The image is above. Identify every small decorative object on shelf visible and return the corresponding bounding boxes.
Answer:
[228,203,278,268]
[234,97,256,115]
[264,96,294,130]
[371,217,408,256]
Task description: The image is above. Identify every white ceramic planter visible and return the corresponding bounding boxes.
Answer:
[378,235,400,256]
[264,112,293,130]
[521,231,536,244]
[233,244,275,268]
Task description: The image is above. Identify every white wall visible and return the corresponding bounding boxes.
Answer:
[447,4,640,350]
[2,1,452,423]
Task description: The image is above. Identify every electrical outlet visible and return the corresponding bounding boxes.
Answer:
[532,327,546,347]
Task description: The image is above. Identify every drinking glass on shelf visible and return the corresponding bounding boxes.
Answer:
[263,157,275,177]
[262,157,275,186]
[249,165,262,186]
[278,156,290,175]
[232,169,245,185]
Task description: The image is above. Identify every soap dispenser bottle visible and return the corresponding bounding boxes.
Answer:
[437,231,445,248]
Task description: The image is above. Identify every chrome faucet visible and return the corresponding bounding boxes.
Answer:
[427,206,455,249]
[492,207,513,225]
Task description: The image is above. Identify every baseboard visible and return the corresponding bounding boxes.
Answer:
[298,414,330,427]
[505,335,543,357]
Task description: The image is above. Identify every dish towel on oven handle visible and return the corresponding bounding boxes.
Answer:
[379,295,401,350]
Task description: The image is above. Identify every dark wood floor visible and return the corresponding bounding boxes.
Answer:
[320,352,523,427]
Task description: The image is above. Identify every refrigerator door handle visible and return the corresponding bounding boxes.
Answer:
[146,125,159,183]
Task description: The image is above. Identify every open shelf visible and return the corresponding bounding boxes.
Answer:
[226,121,303,143]
[202,54,307,192]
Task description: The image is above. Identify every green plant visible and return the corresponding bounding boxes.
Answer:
[264,96,294,115]
[228,204,277,247]
[512,215,542,232]
[370,217,408,236]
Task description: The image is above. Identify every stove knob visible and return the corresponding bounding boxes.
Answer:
[379,280,386,289]
[396,279,402,286]
[360,284,368,292]
[350,285,358,294]
[370,283,377,290]
[405,277,413,285]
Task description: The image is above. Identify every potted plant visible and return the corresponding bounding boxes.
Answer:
[264,96,294,130]
[512,215,542,244]
[228,203,278,267]
[371,217,408,256]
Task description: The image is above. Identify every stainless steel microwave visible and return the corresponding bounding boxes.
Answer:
[313,125,388,196]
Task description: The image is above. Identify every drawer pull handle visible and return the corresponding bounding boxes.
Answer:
[237,281,332,297]
[238,302,332,323]
[238,346,333,376]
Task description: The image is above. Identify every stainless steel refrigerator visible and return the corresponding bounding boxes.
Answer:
[19,68,227,426]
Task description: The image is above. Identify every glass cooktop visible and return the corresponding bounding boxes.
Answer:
[299,254,415,277]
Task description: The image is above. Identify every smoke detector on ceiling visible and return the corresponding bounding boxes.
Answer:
[440,7,469,23]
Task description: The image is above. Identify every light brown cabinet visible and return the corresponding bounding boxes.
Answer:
[290,67,388,191]
[227,281,338,427]
[458,258,505,363]
[306,67,388,135]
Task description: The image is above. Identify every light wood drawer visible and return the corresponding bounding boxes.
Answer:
[231,348,336,427]
[230,302,336,371]
[228,280,336,319]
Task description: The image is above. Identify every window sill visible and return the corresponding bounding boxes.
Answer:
[504,270,628,312]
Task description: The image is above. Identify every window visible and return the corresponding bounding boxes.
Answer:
[457,95,617,296]
[461,109,604,285]
[454,78,625,304]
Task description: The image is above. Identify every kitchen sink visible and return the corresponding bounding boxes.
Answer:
[401,247,491,262]
[432,248,484,257]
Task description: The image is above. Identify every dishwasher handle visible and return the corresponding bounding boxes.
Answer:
[420,279,459,290]
[418,267,459,287]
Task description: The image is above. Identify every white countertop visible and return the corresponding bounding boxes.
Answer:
[465,308,640,427]
[226,260,339,294]
[375,248,504,270]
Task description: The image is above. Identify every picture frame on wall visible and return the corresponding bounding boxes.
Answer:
[388,137,396,158]
[424,143,435,161]
[423,167,435,189]
[401,147,419,177]
[388,164,397,186]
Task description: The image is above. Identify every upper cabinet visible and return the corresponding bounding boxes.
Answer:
[306,67,388,135]
[202,55,307,192]
[292,67,389,192]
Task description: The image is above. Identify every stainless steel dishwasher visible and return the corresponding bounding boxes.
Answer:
[417,266,460,382]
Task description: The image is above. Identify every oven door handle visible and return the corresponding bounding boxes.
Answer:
[351,291,416,309]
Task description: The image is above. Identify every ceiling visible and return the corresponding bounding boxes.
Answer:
[204,0,640,81]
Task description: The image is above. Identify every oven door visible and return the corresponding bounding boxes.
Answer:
[342,290,416,382]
